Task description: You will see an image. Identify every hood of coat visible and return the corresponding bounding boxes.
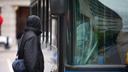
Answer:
[26,15,41,30]
[25,15,42,35]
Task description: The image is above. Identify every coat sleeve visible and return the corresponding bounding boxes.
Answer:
[24,37,38,72]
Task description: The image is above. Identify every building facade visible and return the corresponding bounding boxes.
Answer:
[0,0,30,46]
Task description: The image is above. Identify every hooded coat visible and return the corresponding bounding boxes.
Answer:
[18,15,44,72]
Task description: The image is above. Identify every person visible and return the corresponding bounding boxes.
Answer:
[19,15,44,72]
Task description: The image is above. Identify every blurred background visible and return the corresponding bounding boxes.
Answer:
[0,0,56,72]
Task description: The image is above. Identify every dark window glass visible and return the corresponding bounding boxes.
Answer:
[67,0,128,65]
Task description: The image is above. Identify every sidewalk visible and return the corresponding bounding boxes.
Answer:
[0,44,57,72]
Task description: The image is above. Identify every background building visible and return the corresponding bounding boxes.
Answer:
[0,0,30,46]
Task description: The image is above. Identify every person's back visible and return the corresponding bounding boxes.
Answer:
[19,15,44,72]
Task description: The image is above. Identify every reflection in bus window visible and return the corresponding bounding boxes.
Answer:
[67,0,126,65]
[99,0,128,64]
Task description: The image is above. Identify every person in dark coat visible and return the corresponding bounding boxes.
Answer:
[20,15,44,72]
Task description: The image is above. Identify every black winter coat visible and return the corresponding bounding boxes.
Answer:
[18,27,44,72]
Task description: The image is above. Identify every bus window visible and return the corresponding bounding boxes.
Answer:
[73,0,99,65]
[66,0,128,65]
[30,0,40,16]
[31,3,38,15]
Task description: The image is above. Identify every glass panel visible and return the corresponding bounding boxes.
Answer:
[31,2,38,15]
[70,0,128,65]
[73,0,98,65]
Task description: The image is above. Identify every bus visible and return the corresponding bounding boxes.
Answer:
[30,0,128,72]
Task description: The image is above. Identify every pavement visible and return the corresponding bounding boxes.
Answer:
[0,44,57,72]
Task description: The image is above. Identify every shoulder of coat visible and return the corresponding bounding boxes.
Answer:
[24,31,36,39]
